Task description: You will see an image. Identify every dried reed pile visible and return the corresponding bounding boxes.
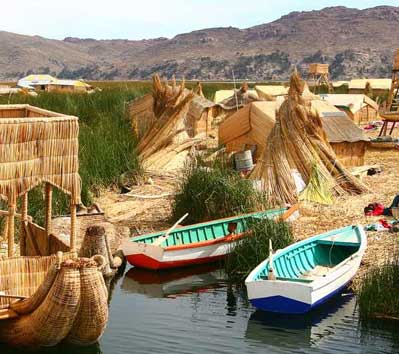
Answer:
[138,75,205,171]
[0,254,108,348]
[251,71,368,205]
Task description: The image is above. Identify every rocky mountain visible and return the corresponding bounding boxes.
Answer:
[1,5,399,81]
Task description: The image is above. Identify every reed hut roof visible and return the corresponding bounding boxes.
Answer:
[216,89,260,111]
[17,74,90,89]
[255,85,289,98]
[321,113,369,143]
[214,89,259,104]
[332,81,350,88]
[320,94,379,113]
[348,79,391,90]
[0,104,81,204]
[219,100,368,148]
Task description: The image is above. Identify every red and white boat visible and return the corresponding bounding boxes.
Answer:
[121,206,298,270]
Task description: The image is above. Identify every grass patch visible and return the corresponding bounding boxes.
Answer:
[171,159,268,225]
[225,218,293,282]
[358,250,399,320]
[0,88,146,222]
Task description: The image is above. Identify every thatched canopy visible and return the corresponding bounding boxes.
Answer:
[0,105,81,204]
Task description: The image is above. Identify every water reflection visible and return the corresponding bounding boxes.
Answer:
[245,293,356,349]
[2,265,399,354]
[121,263,226,298]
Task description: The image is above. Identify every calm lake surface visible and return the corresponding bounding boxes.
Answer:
[3,264,399,354]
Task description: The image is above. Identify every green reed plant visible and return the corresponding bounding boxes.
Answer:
[358,249,399,320]
[171,158,268,225]
[0,88,146,222]
[225,218,293,282]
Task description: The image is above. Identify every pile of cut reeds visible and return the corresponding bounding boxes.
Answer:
[250,70,368,205]
[138,75,206,172]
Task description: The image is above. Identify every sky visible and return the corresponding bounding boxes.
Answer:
[2,0,398,40]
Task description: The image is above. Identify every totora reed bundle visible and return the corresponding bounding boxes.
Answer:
[250,71,368,205]
[137,75,204,171]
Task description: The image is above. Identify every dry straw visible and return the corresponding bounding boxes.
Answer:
[0,104,81,204]
[250,71,368,205]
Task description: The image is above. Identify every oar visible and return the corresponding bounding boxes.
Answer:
[153,213,189,246]
[267,239,276,280]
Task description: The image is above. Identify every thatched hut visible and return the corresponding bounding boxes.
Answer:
[214,89,259,103]
[0,104,81,257]
[320,94,379,125]
[219,100,369,167]
[17,74,93,94]
[0,104,108,348]
[348,79,391,96]
[255,85,289,100]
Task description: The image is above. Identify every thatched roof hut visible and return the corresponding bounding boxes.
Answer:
[320,94,379,125]
[219,100,369,167]
[255,85,289,100]
[214,89,259,103]
[348,79,391,96]
[0,104,81,257]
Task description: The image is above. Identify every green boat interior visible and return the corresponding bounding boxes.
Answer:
[131,209,286,247]
[256,226,361,283]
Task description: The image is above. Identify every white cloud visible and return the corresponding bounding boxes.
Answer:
[1,0,397,40]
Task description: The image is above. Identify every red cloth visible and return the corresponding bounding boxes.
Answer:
[379,219,392,229]
[365,203,385,216]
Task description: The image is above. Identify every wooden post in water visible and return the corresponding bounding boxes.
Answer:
[20,193,28,256]
[44,183,53,255]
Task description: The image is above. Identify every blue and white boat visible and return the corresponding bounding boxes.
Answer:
[245,225,366,314]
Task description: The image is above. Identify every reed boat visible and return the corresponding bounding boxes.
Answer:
[121,206,298,270]
[245,225,366,314]
[0,253,108,348]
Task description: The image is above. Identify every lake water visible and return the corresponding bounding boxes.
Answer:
[3,264,399,354]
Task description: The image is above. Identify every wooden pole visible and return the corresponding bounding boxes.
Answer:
[44,183,53,255]
[7,200,16,257]
[70,199,77,254]
[20,193,28,256]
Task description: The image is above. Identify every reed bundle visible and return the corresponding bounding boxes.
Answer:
[250,71,368,205]
[138,75,201,171]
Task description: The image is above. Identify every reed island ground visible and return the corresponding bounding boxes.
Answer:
[96,147,399,291]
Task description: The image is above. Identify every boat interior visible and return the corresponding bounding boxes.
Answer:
[257,228,361,283]
[132,209,285,247]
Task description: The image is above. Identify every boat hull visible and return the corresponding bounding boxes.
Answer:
[125,239,234,270]
[245,225,366,314]
[122,207,298,270]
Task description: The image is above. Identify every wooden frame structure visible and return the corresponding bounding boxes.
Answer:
[0,104,81,257]
[307,63,333,94]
